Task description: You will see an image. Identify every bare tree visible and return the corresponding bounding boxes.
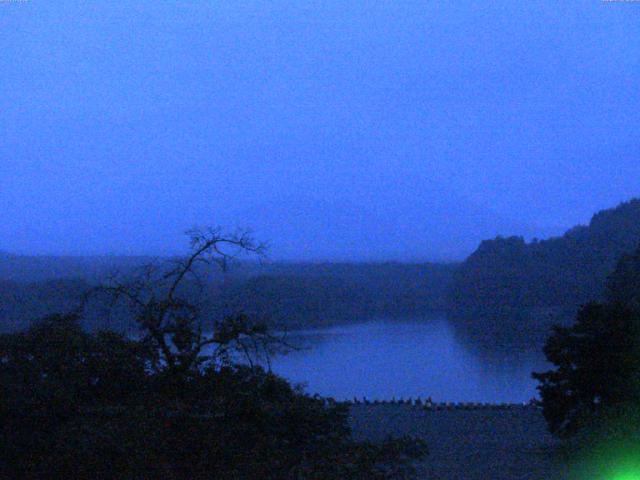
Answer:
[93,227,284,374]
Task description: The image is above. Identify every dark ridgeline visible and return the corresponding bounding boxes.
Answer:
[3,198,640,341]
[216,262,455,328]
[448,198,640,346]
[0,253,159,284]
[3,198,640,343]
[0,260,457,334]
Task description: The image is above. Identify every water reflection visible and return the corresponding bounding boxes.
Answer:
[266,317,548,403]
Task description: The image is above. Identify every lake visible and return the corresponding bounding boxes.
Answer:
[264,316,548,403]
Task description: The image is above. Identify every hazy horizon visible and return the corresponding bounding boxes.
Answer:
[2,2,639,261]
[0,197,633,262]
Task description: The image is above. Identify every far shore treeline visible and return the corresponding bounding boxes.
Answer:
[2,198,640,345]
[449,198,640,344]
[0,261,456,334]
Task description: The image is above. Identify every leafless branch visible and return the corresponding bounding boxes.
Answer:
[88,227,276,375]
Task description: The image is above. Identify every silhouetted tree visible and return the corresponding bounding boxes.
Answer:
[0,229,428,479]
[0,314,152,478]
[606,243,640,310]
[533,244,640,438]
[94,227,278,375]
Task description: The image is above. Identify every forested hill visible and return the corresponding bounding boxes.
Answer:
[215,262,456,328]
[0,253,157,283]
[449,198,640,321]
[0,259,457,333]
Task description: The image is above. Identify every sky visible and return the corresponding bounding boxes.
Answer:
[1,1,639,261]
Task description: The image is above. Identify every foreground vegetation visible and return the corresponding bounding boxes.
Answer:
[0,315,427,479]
[3,205,640,478]
[0,230,426,479]
[533,243,640,477]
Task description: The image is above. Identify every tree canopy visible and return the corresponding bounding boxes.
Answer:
[533,243,640,439]
[0,229,427,479]
[450,199,640,342]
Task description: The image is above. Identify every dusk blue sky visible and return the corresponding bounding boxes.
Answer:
[1,1,639,260]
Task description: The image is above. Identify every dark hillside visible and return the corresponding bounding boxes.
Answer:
[216,262,456,328]
[0,260,457,333]
[0,253,156,283]
[0,279,89,333]
[449,198,640,342]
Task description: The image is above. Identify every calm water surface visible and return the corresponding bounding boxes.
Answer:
[266,317,547,403]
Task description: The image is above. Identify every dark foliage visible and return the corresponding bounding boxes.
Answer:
[533,244,640,438]
[217,262,455,328]
[449,198,640,341]
[0,279,89,333]
[533,303,640,437]
[0,230,427,479]
[0,314,152,478]
[0,315,427,479]
[0,262,456,334]
[606,244,640,310]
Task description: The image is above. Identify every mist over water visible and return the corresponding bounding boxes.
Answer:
[265,317,546,403]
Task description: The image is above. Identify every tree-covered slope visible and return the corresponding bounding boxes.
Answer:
[0,279,89,333]
[449,198,640,319]
[215,262,456,328]
[0,260,457,333]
